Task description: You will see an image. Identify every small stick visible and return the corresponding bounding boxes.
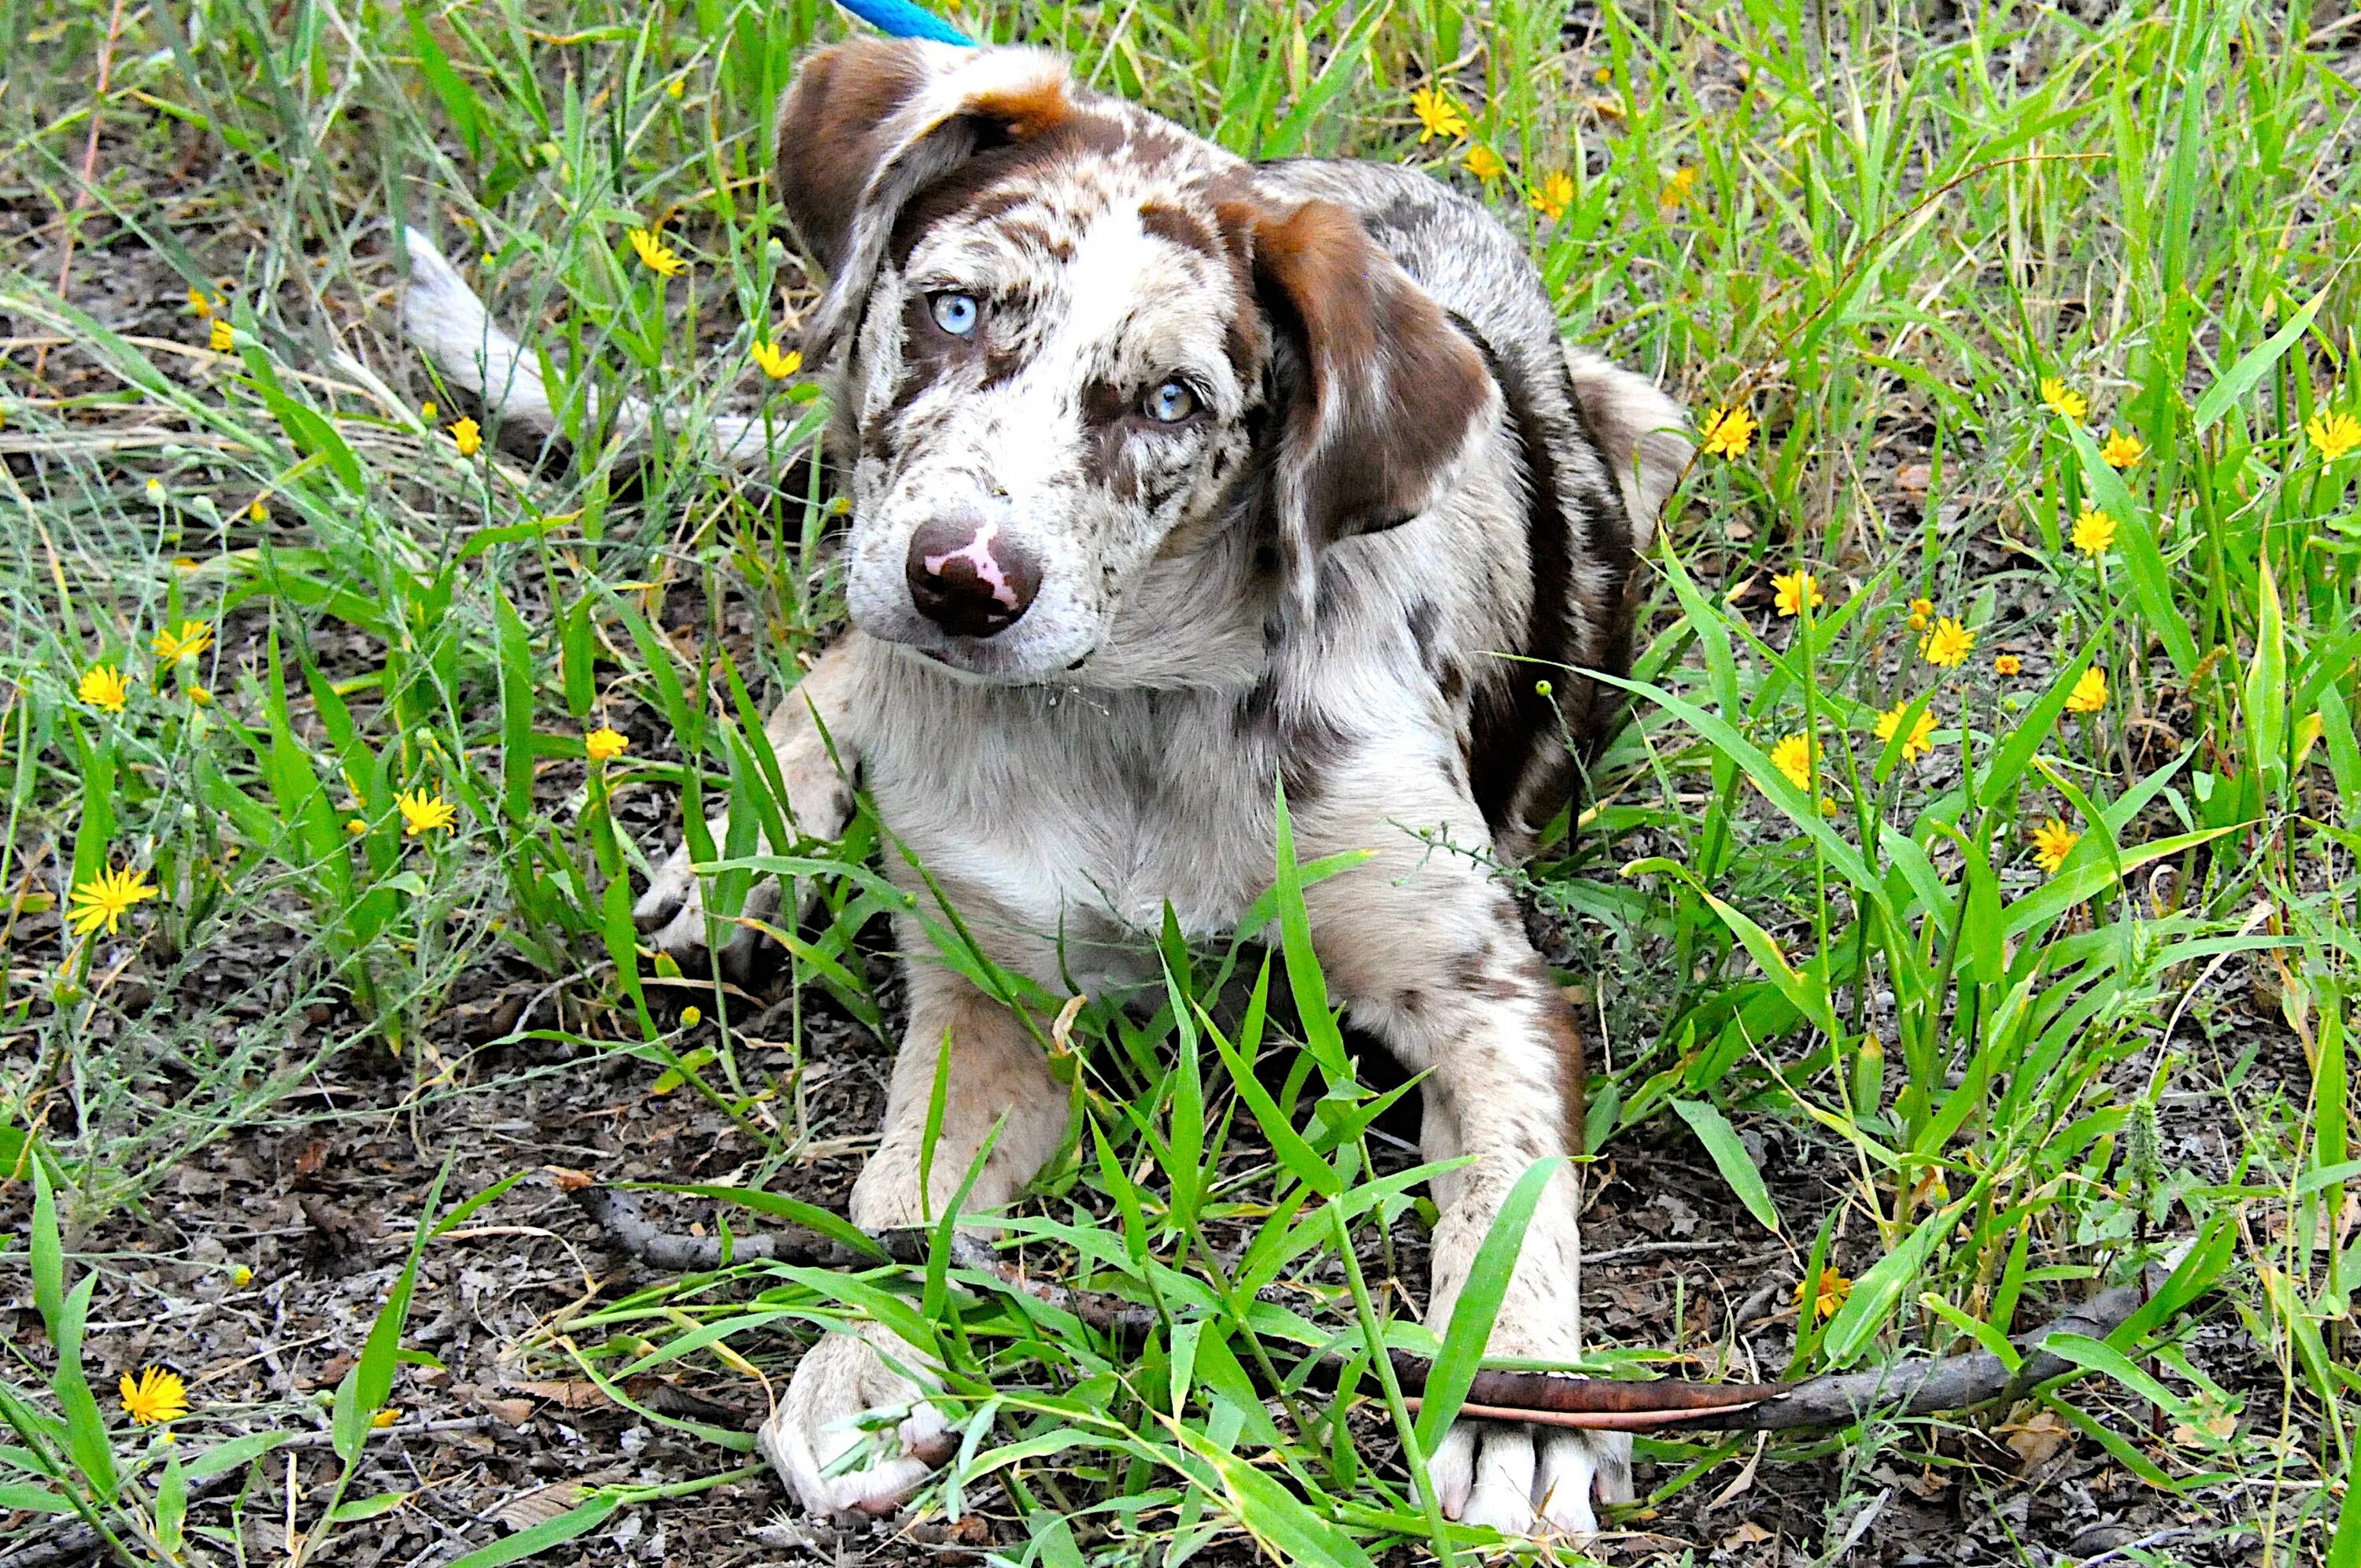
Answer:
[569,1187,2148,1432]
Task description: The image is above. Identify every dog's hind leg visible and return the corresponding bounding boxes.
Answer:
[634,637,865,976]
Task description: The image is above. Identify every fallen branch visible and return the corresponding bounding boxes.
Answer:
[570,1186,2147,1433]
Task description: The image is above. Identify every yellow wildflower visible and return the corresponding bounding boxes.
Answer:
[2066,666,2108,714]
[1993,653,2023,676]
[682,1005,703,1028]
[1874,702,1938,765]
[1699,405,1755,459]
[209,318,234,353]
[187,286,214,319]
[2030,817,2080,875]
[1907,596,1934,633]
[119,1367,190,1426]
[397,788,457,837]
[1465,144,1507,183]
[450,417,482,457]
[371,1408,402,1429]
[79,664,131,713]
[1920,616,1975,668]
[188,687,212,707]
[346,818,368,835]
[2071,507,2118,557]
[667,76,685,99]
[421,400,438,422]
[1798,1266,1851,1323]
[1410,87,1469,143]
[584,726,629,762]
[146,478,165,503]
[2307,409,2361,463]
[1769,732,1817,791]
[69,865,159,938]
[1772,569,1825,618]
[1528,171,1575,222]
[2099,429,2144,468]
[152,620,214,664]
[231,1264,253,1287]
[751,341,802,381]
[627,227,688,278]
[248,499,268,523]
[1661,165,1698,209]
[2038,377,2087,422]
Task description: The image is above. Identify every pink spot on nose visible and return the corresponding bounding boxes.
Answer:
[922,520,1020,611]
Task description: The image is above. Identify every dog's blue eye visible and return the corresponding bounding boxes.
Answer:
[930,292,979,337]
[1145,379,1197,423]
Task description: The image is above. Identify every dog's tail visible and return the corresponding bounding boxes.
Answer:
[1563,348,1691,555]
[398,230,772,467]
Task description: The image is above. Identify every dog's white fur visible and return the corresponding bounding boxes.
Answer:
[404,39,1689,1537]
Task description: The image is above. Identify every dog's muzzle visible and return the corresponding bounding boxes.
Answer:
[905,515,1042,638]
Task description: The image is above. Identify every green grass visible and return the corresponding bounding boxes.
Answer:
[2,0,2359,1561]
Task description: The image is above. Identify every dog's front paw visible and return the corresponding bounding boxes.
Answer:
[631,814,783,976]
[1429,1422,1631,1536]
[757,1329,956,1519]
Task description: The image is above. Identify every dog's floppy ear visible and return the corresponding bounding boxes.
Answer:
[1224,196,1492,611]
[774,38,1077,360]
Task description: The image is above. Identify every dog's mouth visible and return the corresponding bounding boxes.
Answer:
[889,629,1094,684]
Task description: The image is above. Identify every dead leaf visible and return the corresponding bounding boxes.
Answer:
[544,1165,596,1192]
[1894,461,1933,496]
[1720,1522,1772,1549]
[294,1352,357,1393]
[294,1139,330,1178]
[1049,993,1088,1054]
[2003,1408,2070,1471]
[1898,1464,1951,1499]
[2171,1404,2237,1448]
[505,1379,613,1411]
[1705,1432,1765,1509]
[493,1482,589,1532]
[480,1397,535,1426]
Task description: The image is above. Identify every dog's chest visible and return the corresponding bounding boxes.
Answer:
[861,670,1277,973]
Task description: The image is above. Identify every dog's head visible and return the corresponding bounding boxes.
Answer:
[775,39,1489,682]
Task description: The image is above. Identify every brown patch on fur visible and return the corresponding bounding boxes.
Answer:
[1554,1001,1591,1157]
[1140,201,1220,259]
[1221,196,1491,556]
[774,41,1086,289]
[963,77,1075,141]
[774,39,936,277]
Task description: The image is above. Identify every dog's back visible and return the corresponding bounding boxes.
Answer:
[1253,158,1688,851]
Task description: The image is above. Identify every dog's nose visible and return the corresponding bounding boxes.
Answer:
[905,515,1041,638]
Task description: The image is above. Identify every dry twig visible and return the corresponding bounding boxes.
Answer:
[571,1186,2149,1432]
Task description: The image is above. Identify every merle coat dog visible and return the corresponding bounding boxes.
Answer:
[403,36,1689,1533]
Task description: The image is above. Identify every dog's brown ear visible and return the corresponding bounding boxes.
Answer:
[774,39,1076,360]
[1225,197,1492,610]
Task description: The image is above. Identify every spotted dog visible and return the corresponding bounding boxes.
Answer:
[402,36,1689,1536]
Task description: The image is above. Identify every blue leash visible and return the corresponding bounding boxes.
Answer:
[833,0,974,46]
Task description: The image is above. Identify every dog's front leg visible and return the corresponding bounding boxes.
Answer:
[759,954,1070,1518]
[635,636,864,972]
[1302,819,1629,1536]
